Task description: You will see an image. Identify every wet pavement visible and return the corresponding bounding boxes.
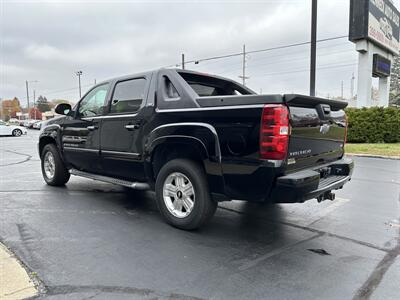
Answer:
[0,130,399,299]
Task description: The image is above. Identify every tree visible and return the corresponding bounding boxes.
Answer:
[1,97,22,120]
[36,95,51,112]
[29,107,42,120]
[390,55,399,106]
[390,92,400,106]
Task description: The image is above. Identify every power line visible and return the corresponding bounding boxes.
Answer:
[166,35,348,68]
[41,83,93,96]
[215,48,356,75]
[197,42,353,74]
[251,62,357,78]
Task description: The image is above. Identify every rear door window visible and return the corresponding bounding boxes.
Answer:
[110,78,146,114]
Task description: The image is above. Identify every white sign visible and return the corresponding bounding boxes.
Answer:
[368,0,400,54]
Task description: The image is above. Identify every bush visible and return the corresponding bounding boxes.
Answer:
[345,107,400,143]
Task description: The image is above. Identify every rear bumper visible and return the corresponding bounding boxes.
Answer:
[269,157,354,203]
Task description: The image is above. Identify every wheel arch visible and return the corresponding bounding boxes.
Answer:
[38,125,62,157]
[38,136,57,157]
[12,128,22,136]
[147,137,209,181]
[144,123,225,197]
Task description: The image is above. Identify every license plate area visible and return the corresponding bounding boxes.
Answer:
[317,165,348,178]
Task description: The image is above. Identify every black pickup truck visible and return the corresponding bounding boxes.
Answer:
[39,69,354,229]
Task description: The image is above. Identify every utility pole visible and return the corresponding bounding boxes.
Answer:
[25,80,38,120]
[350,72,355,99]
[341,81,344,99]
[310,0,317,96]
[0,98,3,121]
[76,71,83,99]
[33,89,36,120]
[239,44,249,86]
[181,53,185,70]
[25,80,30,119]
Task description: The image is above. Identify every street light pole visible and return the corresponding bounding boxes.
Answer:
[310,0,318,97]
[76,71,83,99]
[25,81,30,119]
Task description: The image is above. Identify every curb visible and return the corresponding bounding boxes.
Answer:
[346,153,400,160]
[0,243,40,300]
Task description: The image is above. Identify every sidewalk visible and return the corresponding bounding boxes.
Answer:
[0,243,38,300]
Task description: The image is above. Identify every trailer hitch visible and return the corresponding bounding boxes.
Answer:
[317,191,336,203]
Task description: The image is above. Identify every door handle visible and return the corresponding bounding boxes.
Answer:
[87,125,98,131]
[124,124,140,130]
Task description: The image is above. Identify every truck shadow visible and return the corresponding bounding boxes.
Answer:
[120,189,292,249]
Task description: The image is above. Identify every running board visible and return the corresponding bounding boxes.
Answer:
[69,169,150,190]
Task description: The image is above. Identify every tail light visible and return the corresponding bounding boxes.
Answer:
[260,104,289,160]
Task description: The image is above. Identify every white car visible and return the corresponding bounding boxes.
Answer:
[0,120,27,136]
[33,121,44,130]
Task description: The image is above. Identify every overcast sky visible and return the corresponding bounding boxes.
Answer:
[1,0,400,105]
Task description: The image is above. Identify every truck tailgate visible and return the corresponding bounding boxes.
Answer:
[284,94,347,172]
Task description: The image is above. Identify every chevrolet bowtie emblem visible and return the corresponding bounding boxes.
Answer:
[320,124,330,134]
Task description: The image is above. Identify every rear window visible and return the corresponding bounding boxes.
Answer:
[178,72,252,97]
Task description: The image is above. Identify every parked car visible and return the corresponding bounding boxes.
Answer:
[38,68,354,230]
[0,120,27,136]
[24,119,40,128]
[33,121,44,130]
[8,118,20,126]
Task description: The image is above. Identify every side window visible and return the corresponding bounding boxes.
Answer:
[78,83,110,117]
[110,78,146,114]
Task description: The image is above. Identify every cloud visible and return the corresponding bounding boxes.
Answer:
[1,0,361,103]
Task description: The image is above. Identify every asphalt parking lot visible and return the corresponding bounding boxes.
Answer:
[0,130,399,300]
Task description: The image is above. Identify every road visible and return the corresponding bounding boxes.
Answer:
[1,130,399,300]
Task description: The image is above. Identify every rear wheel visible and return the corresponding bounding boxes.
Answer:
[155,159,217,230]
[12,129,22,137]
[41,144,70,186]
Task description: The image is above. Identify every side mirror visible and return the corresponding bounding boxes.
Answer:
[55,103,72,115]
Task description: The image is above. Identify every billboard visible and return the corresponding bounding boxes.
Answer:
[350,0,400,55]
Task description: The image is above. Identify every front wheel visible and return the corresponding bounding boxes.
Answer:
[12,129,22,137]
[155,159,217,230]
[41,144,70,186]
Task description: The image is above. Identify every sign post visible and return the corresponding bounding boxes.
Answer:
[349,0,400,107]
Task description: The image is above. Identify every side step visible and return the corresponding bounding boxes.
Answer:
[69,169,150,190]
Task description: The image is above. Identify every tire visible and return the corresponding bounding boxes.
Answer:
[155,159,217,230]
[41,143,70,186]
[12,129,22,137]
